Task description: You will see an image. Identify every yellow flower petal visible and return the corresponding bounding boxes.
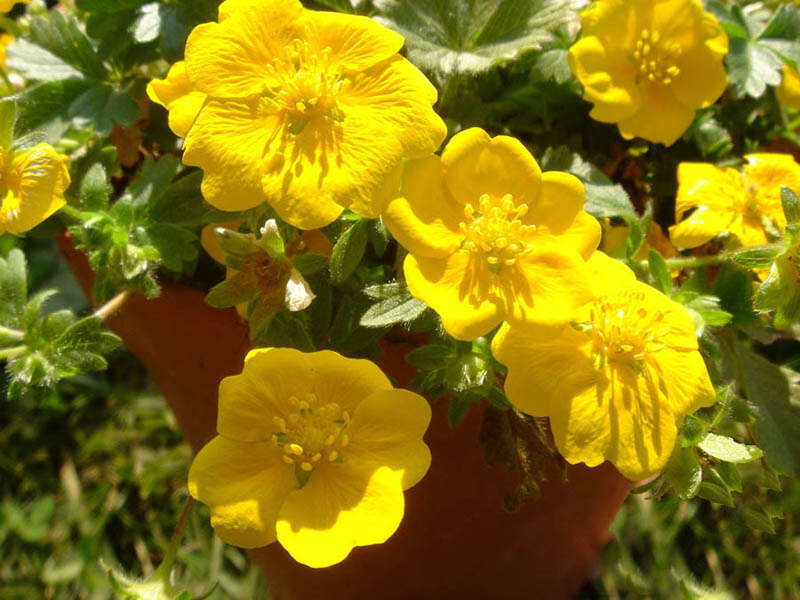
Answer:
[617,83,695,145]
[568,36,639,123]
[671,15,728,109]
[146,62,206,138]
[217,348,392,442]
[260,56,445,227]
[1,144,70,235]
[777,65,800,110]
[441,128,542,208]
[503,237,595,327]
[675,162,742,216]
[492,322,595,418]
[650,347,716,416]
[346,388,432,490]
[552,363,679,481]
[669,205,735,248]
[727,215,769,248]
[585,250,637,292]
[529,171,585,235]
[276,464,405,568]
[185,1,305,98]
[404,251,501,341]
[188,436,297,549]
[304,10,404,73]
[381,155,463,259]
[553,210,602,261]
[744,153,800,230]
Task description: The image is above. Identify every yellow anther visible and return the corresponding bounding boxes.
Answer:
[340,434,349,448]
[272,416,287,432]
[288,443,304,456]
[282,455,295,464]
[328,450,339,462]
[300,462,313,472]
[324,434,336,446]
[311,453,322,462]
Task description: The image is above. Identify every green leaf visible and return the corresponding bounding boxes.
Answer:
[373,0,578,82]
[406,344,454,369]
[696,468,735,507]
[313,0,356,12]
[0,249,28,327]
[698,432,763,463]
[742,506,776,534]
[5,38,84,81]
[11,79,95,142]
[730,245,783,269]
[583,182,638,220]
[679,414,705,448]
[0,100,16,153]
[360,284,427,327]
[133,3,161,43]
[648,250,671,295]
[69,84,141,134]
[78,163,112,211]
[329,219,369,285]
[732,344,800,476]
[444,351,488,393]
[782,186,800,225]
[448,396,472,427]
[205,272,256,309]
[28,11,107,79]
[663,446,702,499]
[292,253,328,277]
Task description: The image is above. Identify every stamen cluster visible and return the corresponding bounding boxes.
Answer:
[460,193,531,270]
[271,393,350,472]
[633,29,682,86]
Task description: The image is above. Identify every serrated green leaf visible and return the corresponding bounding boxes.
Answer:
[5,38,84,81]
[28,11,107,79]
[205,272,256,308]
[329,219,369,285]
[373,0,577,83]
[698,432,763,463]
[79,163,112,211]
[716,462,742,493]
[360,286,427,327]
[583,182,638,220]
[11,79,95,142]
[742,506,776,534]
[663,446,702,499]
[732,344,800,476]
[782,186,800,225]
[133,3,161,43]
[448,396,472,427]
[69,84,141,135]
[697,468,735,507]
[406,344,454,369]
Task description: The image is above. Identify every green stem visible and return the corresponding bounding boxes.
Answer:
[153,497,194,582]
[59,204,83,225]
[663,254,729,270]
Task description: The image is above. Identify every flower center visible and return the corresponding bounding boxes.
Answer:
[271,393,350,474]
[459,193,531,272]
[582,290,669,368]
[633,29,681,86]
[243,254,292,303]
[263,39,345,133]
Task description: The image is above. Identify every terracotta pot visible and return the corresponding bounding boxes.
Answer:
[58,233,634,600]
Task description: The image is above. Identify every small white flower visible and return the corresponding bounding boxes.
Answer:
[284,268,315,311]
[260,218,279,238]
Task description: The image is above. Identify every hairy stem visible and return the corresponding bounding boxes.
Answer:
[94,290,131,321]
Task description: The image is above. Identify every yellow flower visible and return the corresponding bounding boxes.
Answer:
[0,143,70,235]
[776,64,800,110]
[670,154,800,248]
[0,33,13,72]
[188,348,431,568]
[492,252,716,481]
[146,62,206,138]
[1,0,28,13]
[382,127,600,340]
[568,0,728,146]
[177,0,446,230]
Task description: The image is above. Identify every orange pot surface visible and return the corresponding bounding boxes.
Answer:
[58,233,633,600]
